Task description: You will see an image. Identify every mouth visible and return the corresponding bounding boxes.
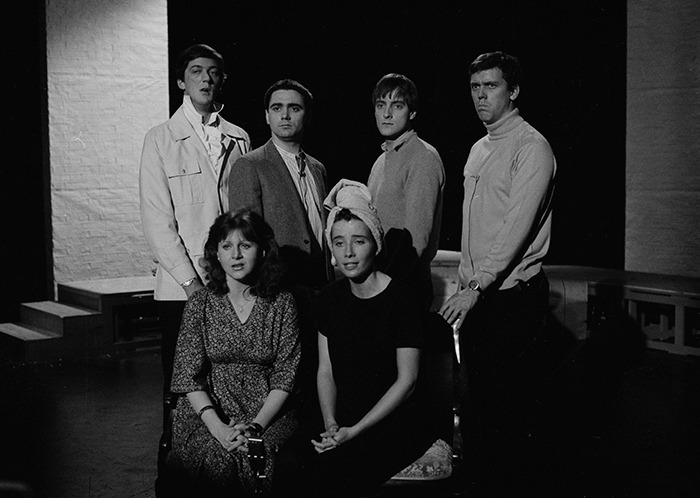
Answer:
[342,262,358,270]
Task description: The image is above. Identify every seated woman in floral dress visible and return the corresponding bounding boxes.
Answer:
[307,180,435,497]
[169,210,300,496]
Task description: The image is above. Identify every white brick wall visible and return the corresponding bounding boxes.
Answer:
[627,0,700,277]
[46,0,168,288]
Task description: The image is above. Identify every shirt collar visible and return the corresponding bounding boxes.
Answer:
[273,142,305,162]
[182,95,223,128]
[381,129,416,152]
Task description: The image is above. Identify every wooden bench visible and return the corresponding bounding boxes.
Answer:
[545,266,700,356]
[431,252,700,356]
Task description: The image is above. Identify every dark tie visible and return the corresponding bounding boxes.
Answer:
[295,153,309,202]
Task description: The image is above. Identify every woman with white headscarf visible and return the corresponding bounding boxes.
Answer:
[306,179,434,497]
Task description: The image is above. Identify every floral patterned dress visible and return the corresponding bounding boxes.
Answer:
[170,287,300,495]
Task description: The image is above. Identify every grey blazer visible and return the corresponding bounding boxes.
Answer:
[228,139,332,289]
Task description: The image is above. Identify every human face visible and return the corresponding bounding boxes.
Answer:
[331,218,377,281]
[266,89,306,144]
[177,57,223,115]
[374,90,415,140]
[470,67,519,125]
[217,229,261,284]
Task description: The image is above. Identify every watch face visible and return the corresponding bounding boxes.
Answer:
[469,280,479,291]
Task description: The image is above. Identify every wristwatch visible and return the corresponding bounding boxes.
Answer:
[468,279,482,293]
[181,277,197,288]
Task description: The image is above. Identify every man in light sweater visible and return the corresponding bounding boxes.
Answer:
[367,73,445,309]
[439,52,557,493]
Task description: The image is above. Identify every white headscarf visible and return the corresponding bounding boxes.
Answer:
[323,179,384,254]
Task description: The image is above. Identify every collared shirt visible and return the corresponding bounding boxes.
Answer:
[381,129,415,153]
[274,143,325,246]
[182,95,231,171]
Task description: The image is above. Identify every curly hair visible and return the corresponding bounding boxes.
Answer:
[200,210,285,298]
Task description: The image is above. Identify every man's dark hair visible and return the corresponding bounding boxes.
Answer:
[469,52,522,92]
[371,73,419,113]
[175,44,226,82]
[264,79,314,122]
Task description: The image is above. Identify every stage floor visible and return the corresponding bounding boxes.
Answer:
[1,346,700,497]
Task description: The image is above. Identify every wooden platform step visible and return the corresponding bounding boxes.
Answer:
[0,322,64,362]
[21,301,102,334]
[57,276,155,312]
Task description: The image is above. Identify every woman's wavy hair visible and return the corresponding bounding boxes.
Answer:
[200,210,285,298]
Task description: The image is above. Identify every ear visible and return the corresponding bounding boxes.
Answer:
[265,111,270,126]
[509,85,520,101]
[177,79,185,91]
[331,255,337,267]
[409,111,417,121]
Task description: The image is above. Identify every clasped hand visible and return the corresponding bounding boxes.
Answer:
[213,420,251,453]
[311,425,355,454]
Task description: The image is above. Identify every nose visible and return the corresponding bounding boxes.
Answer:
[233,246,242,259]
[383,106,392,118]
[344,244,354,258]
[476,86,486,99]
[281,106,290,120]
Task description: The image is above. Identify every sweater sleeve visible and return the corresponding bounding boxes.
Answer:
[403,148,445,261]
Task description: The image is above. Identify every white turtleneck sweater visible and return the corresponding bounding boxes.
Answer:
[459,108,557,292]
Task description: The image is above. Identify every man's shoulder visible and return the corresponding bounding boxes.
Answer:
[413,135,443,164]
[398,133,444,174]
[144,109,180,137]
[236,140,275,164]
[302,150,326,171]
[514,119,554,155]
[144,106,189,141]
[231,141,291,187]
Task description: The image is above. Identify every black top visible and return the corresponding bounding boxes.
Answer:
[311,277,427,428]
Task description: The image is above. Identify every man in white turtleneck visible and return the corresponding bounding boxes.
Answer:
[440,51,557,494]
[139,44,250,406]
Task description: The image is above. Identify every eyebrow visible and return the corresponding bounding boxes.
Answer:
[268,101,304,108]
[376,96,406,104]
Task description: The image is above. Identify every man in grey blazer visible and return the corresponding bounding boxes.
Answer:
[228,79,332,291]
